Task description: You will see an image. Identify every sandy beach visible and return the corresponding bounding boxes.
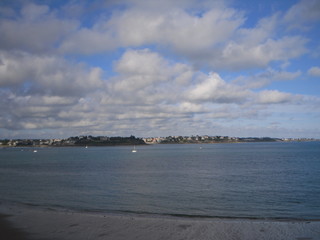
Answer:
[0,203,319,240]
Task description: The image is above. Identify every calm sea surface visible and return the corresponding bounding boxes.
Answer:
[0,142,319,220]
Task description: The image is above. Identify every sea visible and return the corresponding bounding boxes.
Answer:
[0,142,319,220]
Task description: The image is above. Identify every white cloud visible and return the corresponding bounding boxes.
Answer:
[176,102,207,114]
[187,72,251,103]
[58,3,310,71]
[107,49,195,104]
[119,0,223,11]
[58,28,117,54]
[233,69,302,89]
[0,51,104,96]
[0,91,80,130]
[0,3,78,53]
[214,36,308,70]
[257,90,294,104]
[61,6,244,57]
[115,49,169,78]
[1,46,315,136]
[307,66,320,77]
[20,3,49,20]
[1,1,307,73]
[284,0,320,31]
[0,1,319,138]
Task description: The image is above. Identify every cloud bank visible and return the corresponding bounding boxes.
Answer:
[0,0,319,138]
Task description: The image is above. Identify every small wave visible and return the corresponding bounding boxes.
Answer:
[1,200,319,222]
[79,208,320,222]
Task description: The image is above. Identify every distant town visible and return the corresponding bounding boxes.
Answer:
[0,135,318,147]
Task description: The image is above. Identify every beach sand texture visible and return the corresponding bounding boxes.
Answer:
[1,204,319,240]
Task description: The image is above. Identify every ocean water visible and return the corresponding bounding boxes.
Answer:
[0,142,319,220]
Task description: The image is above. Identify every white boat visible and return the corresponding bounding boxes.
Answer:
[132,146,137,153]
[33,150,37,153]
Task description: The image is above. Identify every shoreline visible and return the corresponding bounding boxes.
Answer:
[2,139,319,148]
[3,200,320,222]
[1,203,319,240]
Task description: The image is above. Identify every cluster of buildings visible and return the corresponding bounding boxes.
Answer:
[143,135,239,144]
[0,139,62,147]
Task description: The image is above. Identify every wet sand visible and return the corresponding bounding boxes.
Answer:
[1,203,319,240]
[0,214,31,240]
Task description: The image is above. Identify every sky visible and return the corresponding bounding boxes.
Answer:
[0,0,320,139]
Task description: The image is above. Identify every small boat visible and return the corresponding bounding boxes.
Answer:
[33,150,37,153]
[132,146,137,153]
[85,146,88,149]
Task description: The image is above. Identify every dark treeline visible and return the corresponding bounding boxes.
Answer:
[69,135,145,146]
[1,135,146,147]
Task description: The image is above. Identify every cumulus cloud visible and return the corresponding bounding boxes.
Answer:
[186,73,250,103]
[0,45,316,136]
[114,49,170,81]
[0,48,105,131]
[0,91,79,130]
[1,1,310,72]
[0,0,319,138]
[60,6,244,57]
[257,90,295,104]
[106,49,197,105]
[307,66,320,77]
[284,0,320,31]
[214,36,307,70]
[0,51,104,96]
[0,3,78,53]
[233,69,302,89]
[57,2,311,72]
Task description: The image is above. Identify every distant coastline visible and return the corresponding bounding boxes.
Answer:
[0,135,318,147]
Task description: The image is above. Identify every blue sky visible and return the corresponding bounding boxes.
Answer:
[0,0,319,139]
